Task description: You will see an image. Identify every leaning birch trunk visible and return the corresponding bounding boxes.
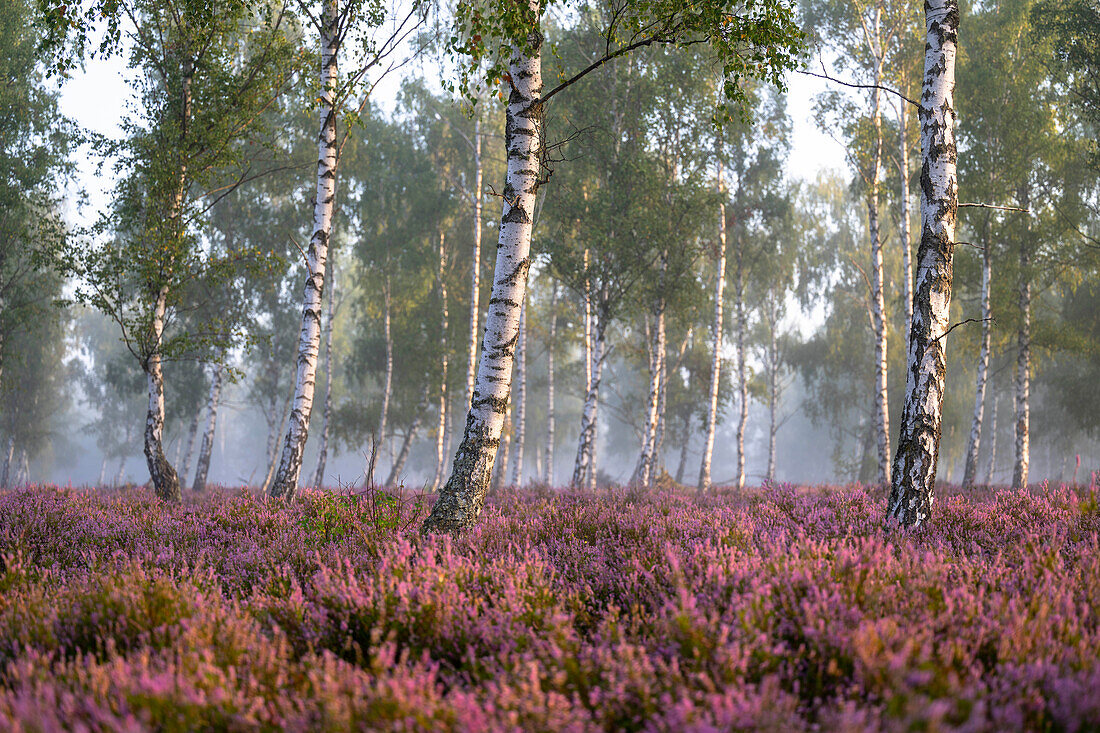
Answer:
[962,217,993,487]
[179,412,200,488]
[312,254,337,489]
[1013,184,1031,489]
[145,285,182,502]
[899,101,914,331]
[886,0,958,527]
[191,365,223,492]
[379,277,394,468]
[868,35,892,488]
[699,158,727,492]
[465,117,483,412]
[734,238,748,490]
[431,231,450,491]
[510,298,527,487]
[422,16,542,533]
[985,386,998,484]
[545,283,557,485]
[270,0,338,501]
[386,413,423,488]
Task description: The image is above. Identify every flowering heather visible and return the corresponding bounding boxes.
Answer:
[0,482,1097,731]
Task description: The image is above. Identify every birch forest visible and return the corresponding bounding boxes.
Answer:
[1,0,1100,724]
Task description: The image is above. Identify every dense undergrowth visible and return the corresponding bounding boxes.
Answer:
[0,480,1097,731]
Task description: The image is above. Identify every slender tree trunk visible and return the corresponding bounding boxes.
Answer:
[179,412,200,488]
[675,415,691,485]
[1014,183,1031,489]
[97,457,107,487]
[432,231,450,491]
[573,310,606,489]
[734,237,748,490]
[144,286,181,502]
[868,35,892,488]
[510,297,527,487]
[886,0,958,527]
[386,413,423,488]
[985,386,998,484]
[422,13,543,533]
[545,283,557,486]
[766,295,780,484]
[115,458,126,487]
[635,304,665,487]
[15,449,27,485]
[1,437,13,489]
[191,365,223,492]
[312,254,337,489]
[261,398,291,495]
[466,117,483,413]
[699,158,727,492]
[962,216,993,487]
[573,253,593,488]
[494,400,513,491]
[899,95,914,332]
[379,277,394,468]
[270,0,338,500]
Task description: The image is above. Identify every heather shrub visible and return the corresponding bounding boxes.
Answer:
[0,482,1097,731]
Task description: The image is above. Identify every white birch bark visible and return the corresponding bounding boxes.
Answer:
[494,399,513,491]
[766,293,780,484]
[465,117,483,412]
[545,282,557,485]
[1,436,12,489]
[261,398,291,495]
[311,255,336,489]
[191,364,223,492]
[1014,185,1031,489]
[15,449,27,486]
[144,285,181,502]
[179,412,200,488]
[653,332,669,473]
[868,28,892,488]
[422,15,543,532]
[431,231,450,492]
[115,458,126,487]
[572,251,593,488]
[886,0,958,527]
[699,159,727,492]
[97,457,107,487]
[962,218,992,487]
[270,0,338,500]
[734,237,748,490]
[899,102,914,331]
[634,306,665,487]
[573,305,605,489]
[510,297,527,487]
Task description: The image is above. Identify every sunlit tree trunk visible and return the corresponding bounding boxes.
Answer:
[191,364,223,492]
[887,0,958,527]
[574,308,606,490]
[699,158,727,492]
[765,293,780,484]
[653,340,668,473]
[421,14,543,532]
[1014,184,1031,489]
[634,303,665,487]
[899,102,914,331]
[962,216,993,487]
[985,386,998,484]
[432,231,450,491]
[510,298,527,487]
[545,283,557,485]
[868,30,891,488]
[734,235,748,490]
[465,118,483,415]
[494,399,513,491]
[97,457,107,486]
[145,285,181,502]
[270,0,338,500]
[261,398,290,495]
[179,412,200,488]
[312,254,336,489]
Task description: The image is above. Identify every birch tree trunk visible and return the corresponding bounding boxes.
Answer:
[886,0,958,527]
[572,254,593,488]
[699,159,727,492]
[422,16,543,533]
[545,283,557,485]
[115,458,126,487]
[734,238,748,490]
[97,457,107,487]
[432,231,450,491]
[510,297,527,487]
[573,309,605,489]
[634,306,665,487]
[766,294,780,484]
[191,365,223,492]
[379,277,394,467]
[1,437,12,489]
[494,399,513,491]
[962,216,992,487]
[270,0,338,500]
[985,386,998,484]
[179,412,200,488]
[386,413,423,488]
[899,102,914,331]
[261,398,291,495]
[868,35,892,488]
[1013,184,1031,489]
[465,117,483,412]
[312,253,336,489]
[15,449,27,486]
[144,285,181,502]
